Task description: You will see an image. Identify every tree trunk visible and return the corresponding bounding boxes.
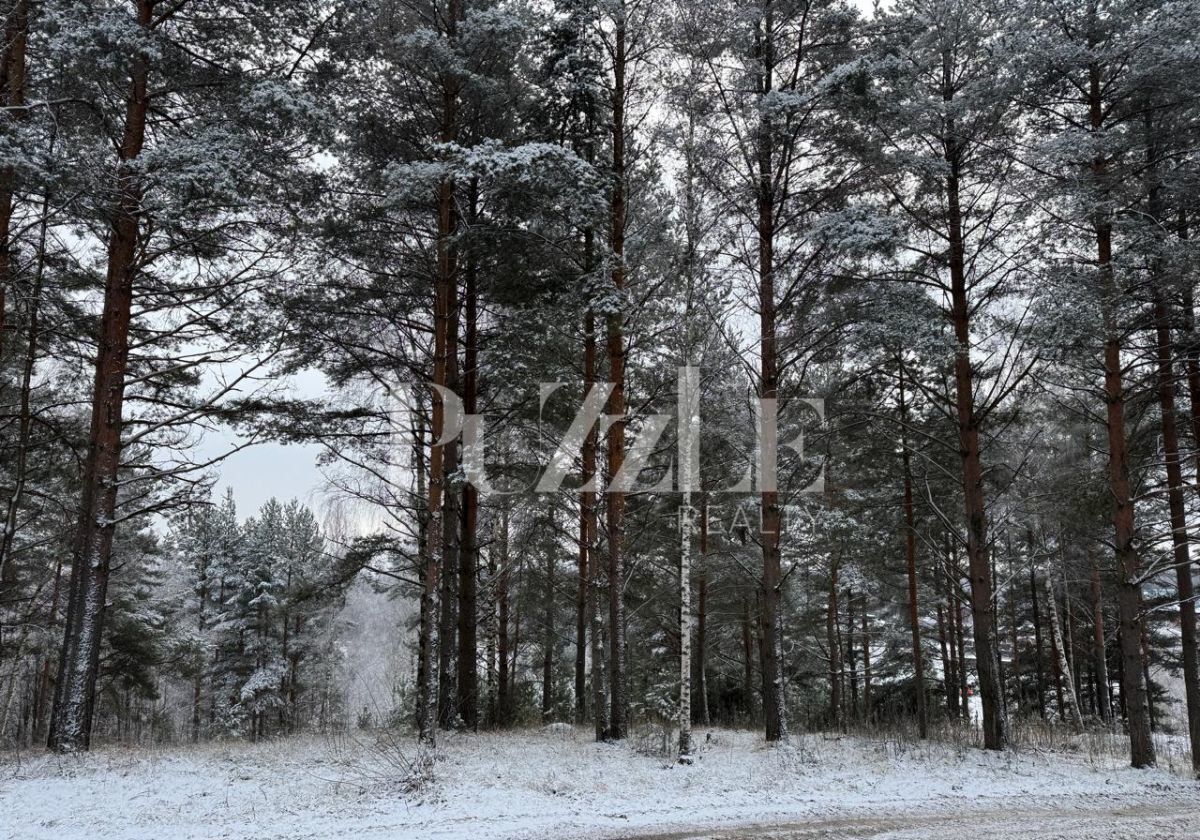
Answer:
[755,5,786,745]
[496,506,510,727]
[49,0,151,753]
[899,362,927,737]
[192,556,208,743]
[486,525,498,727]
[457,479,477,730]
[542,530,555,722]
[1030,546,1047,720]
[0,0,28,359]
[418,0,463,745]
[576,261,596,728]
[0,163,49,585]
[1084,39,1153,768]
[1181,278,1200,490]
[846,589,858,720]
[697,495,710,727]
[1047,571,1066,721]
[583,307,607,741]
[437,290,460,728]
[940,45,1005,749]
[1090,557,1111,722]
[827,558,841,732]
[741,595,754,721]
[1045,573,1084,731]
[605,2,629,742]
[1151,290,1200,773]
[678,368,698,759]
[953,577,969,721]
[1009,556,1023,718]
[861,593,872,723]
[456,184,479,730]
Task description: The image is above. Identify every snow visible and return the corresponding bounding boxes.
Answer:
[2,727,1197,840]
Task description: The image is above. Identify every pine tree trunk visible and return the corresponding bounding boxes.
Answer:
[937,597,954,718]
[576,247,596,728]
[542,535,555,722]
[1181,278,1200,490]
[583,307,607,741]
[437,295,460,728]
[953,579,969,721]
[416,396,438,742]
[49,0,151,753]
[755,5,786,745]
[678,494,692,758]
[418,0,463,745]
[1090,557,1111,722]
[457,189,479,730]
[1085,42,1153,768]
[946,163,1004,749]
[741,596,754,721]
[1009,558,1023,718]
[827,559,841,732]
[678,368,698,759]
[1030,546,1047,720]
[1151,290,1200,774]
[899,363,927,737]
[486,529,497,727]
[939,46,1005,748]
[432,0,464,735]
[697,495,710,727]
[846,589,858,720]
[0,0,28,361]
[192,560,207,743]
[861,593,872,723]
[496,506,510,727]
[605,3,629,742]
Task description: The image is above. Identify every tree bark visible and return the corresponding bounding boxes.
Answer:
[583,308,607,741]
[953,576,969,721]
[456,182,479,730]
[1089,558,1111,722]
[1080,25,1154,767]
[899,362,927,737]
[605,1,629,742]
[49,0,151,753]
[741,595,755,721]
[496,505,510,727]
[755,3,786,744]
[697,495,710,727]
[0,0,28,359]
[542,529,555,722]
[1151,290,1200,773]
[1029,541,1047,720]
[827,558,841,731]
[860,592,872,723]
[1045,572,1084,731]
[418,0,463,745]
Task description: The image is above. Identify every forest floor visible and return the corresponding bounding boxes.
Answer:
[2,725,1197,840]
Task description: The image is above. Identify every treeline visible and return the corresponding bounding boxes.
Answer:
[2,0,1200,775]
[0,493,349,744]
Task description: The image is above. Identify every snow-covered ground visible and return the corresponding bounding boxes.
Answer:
[2,726,1197,840]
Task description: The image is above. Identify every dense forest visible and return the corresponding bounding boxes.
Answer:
[1,0,1199,781]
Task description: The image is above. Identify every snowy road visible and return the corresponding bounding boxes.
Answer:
[622,801,1200,839]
